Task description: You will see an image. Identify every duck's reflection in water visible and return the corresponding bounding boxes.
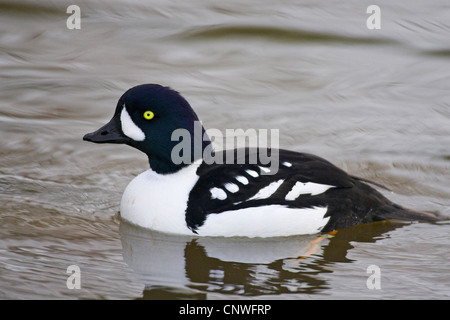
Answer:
[119,220,406,299]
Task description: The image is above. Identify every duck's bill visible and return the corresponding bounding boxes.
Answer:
[83,117,130,144]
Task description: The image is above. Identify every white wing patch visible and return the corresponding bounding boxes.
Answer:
[245,169,259,178]
[285,181,335,200]
[210,187,227,200]
[120,106,145,141]
[224,183,239,193]
[235,176,249,185]
[248,179,284,201]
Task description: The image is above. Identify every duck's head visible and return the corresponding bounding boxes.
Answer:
[83,84,210,174]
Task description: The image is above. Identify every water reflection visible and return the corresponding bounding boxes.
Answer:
[119,220,406,299]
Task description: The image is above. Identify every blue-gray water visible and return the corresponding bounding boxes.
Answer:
[0,0,449,299]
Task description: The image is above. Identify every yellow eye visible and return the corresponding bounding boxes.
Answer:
[143,111,154,120]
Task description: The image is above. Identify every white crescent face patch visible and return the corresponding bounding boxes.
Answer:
[120,105,146,141]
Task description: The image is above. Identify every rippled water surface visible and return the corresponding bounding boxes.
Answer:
[0,0,449,299]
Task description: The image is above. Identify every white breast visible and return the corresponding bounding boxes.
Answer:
[120,161,201,235]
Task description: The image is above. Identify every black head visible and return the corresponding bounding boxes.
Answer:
[83,84,211,174]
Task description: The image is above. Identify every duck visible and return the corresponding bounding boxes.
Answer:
[83,84,438,237]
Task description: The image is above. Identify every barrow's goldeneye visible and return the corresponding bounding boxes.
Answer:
[83,84,438,237]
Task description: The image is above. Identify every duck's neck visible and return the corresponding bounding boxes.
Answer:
[147,127,211,175]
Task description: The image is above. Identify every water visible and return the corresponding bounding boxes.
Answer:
[0,0,449,299]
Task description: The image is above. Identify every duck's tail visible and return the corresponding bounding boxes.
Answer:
[350,175,442,223]
[375,203,441,223]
